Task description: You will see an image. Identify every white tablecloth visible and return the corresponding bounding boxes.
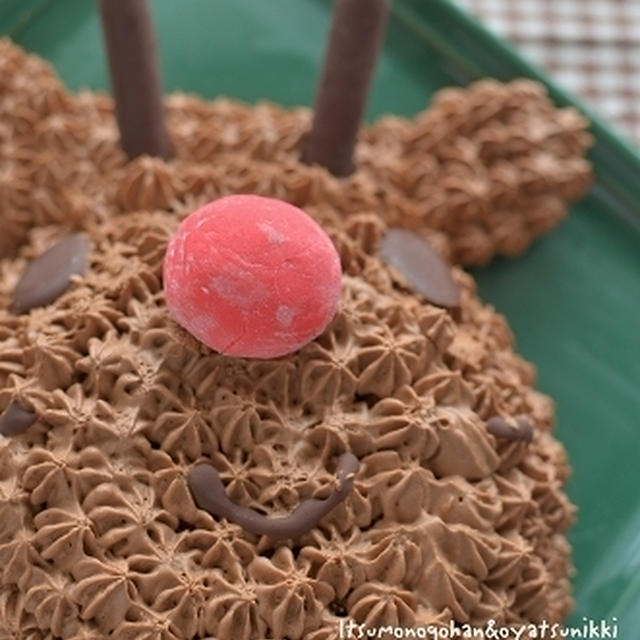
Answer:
[454,0,640,146]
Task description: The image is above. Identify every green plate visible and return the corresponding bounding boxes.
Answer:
[2,0,639,631]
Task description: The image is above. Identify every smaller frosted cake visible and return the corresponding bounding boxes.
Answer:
[0,39,591,640]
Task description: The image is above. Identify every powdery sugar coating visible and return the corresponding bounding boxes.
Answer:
[0,41,581,639]
[163,195,342,359]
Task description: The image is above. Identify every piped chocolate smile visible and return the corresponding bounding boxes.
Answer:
[188,453,360,539]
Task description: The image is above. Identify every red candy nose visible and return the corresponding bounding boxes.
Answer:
[163,195,342,359]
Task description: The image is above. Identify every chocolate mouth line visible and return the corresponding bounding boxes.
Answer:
[188,452,360,539]
[486,415,534,443]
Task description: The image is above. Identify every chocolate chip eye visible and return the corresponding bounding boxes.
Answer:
[379,228,461,309]
[12,234,90,314]
[188,452,359,539]
[0,402,37,437]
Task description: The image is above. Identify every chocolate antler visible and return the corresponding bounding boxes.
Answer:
[97,0,173,159]
[303,0,390,176]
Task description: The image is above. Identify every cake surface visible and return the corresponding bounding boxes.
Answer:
[0,40,590,639]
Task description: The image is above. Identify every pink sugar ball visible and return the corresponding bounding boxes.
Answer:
[163,195,342,359]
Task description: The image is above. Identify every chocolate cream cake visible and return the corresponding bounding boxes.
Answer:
[0,40,592,639]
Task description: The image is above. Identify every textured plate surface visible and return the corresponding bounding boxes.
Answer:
[2,0,639,630]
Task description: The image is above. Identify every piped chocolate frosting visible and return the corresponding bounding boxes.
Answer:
[0,40,585,639]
